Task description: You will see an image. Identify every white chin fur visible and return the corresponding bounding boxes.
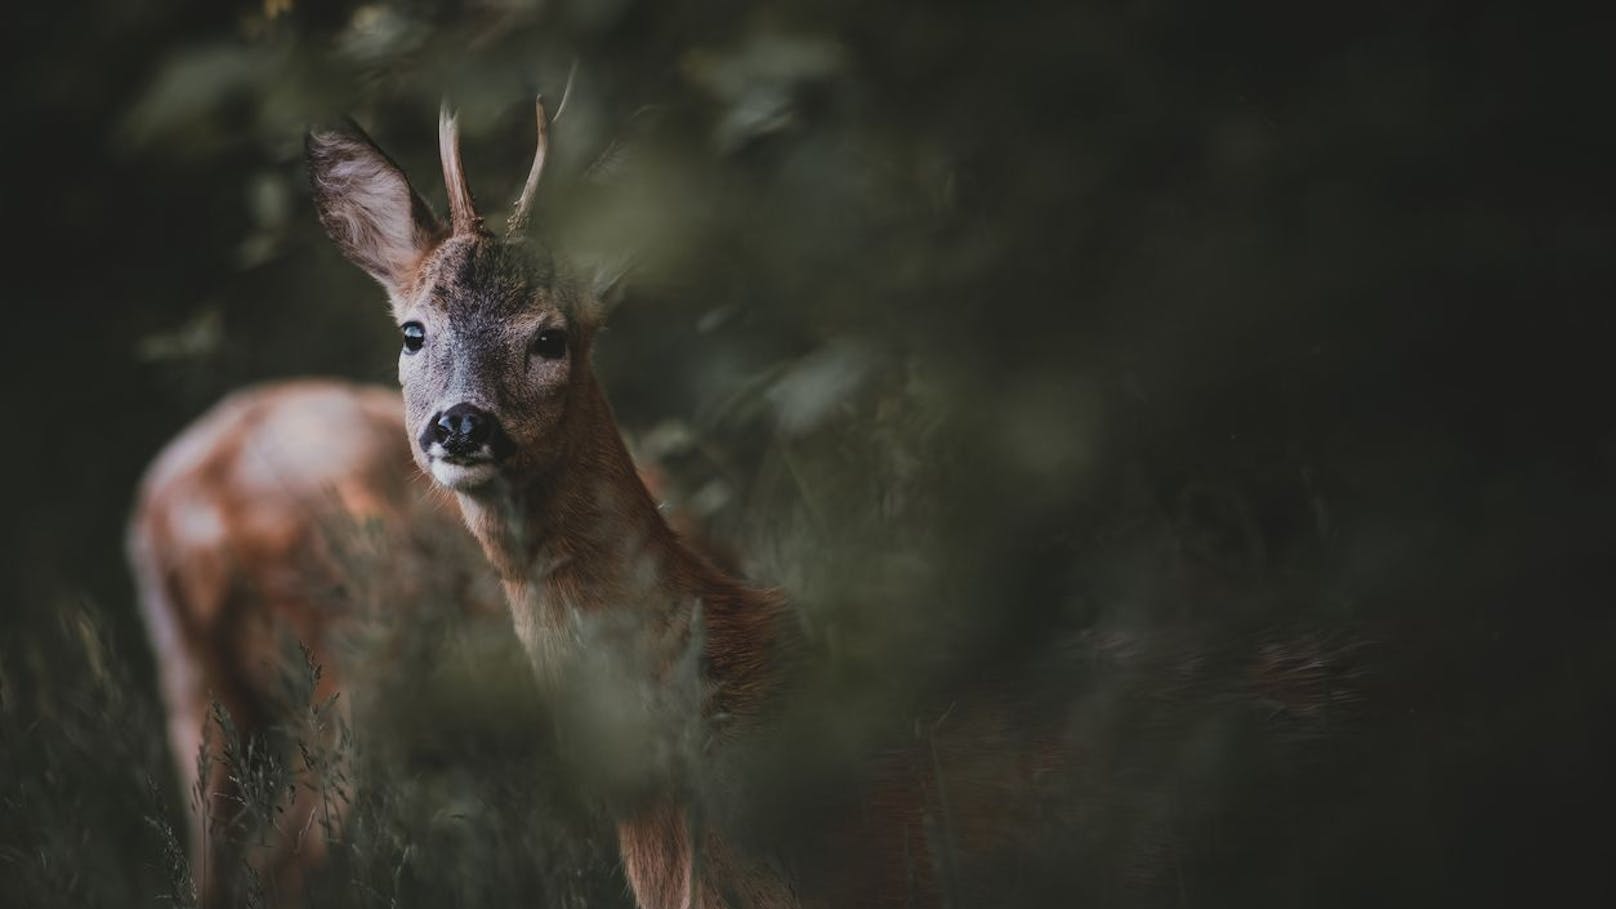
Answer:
[430,459,500,491]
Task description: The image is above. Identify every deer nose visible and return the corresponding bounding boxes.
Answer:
[433,403,494,454]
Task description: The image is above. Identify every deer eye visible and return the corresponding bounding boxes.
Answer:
[401,322,425,354]
[532,329,567,360]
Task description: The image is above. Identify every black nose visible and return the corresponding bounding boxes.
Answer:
[433,403,494,455]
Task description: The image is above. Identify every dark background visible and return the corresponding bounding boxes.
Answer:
[2,1,1612,906]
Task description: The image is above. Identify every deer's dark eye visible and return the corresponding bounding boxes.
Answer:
[401,322,425,353]
[532,329,567,360]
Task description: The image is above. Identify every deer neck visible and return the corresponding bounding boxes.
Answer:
[450,376,788,718]
[453,380,672,638]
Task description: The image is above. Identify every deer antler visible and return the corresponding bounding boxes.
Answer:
[439,103,482,235]
[506,96,550,238]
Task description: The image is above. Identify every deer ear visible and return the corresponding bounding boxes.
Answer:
[306,125,443,298]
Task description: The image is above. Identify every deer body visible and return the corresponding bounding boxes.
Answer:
[127,379,503,906]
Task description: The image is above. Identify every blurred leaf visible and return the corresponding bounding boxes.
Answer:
[137,306,223,362]
[684,32,846,151]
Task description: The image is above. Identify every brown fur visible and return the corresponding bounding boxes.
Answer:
[127,379,503,907]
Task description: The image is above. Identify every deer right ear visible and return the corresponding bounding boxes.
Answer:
[306,126,443,300]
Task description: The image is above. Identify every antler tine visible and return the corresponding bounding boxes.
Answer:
[439,102,482,235]
[506,96,550,238]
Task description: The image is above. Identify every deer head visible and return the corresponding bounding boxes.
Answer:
[307,101,601,498]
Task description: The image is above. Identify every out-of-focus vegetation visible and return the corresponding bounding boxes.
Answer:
[2,0,1612,906]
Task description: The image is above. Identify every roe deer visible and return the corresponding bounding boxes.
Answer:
[127,379,505,906]
[307,104,955,908]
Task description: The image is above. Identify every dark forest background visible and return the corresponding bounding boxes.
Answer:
[1,1,1612,906]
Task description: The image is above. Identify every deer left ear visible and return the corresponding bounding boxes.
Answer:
[306,124,444,301]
